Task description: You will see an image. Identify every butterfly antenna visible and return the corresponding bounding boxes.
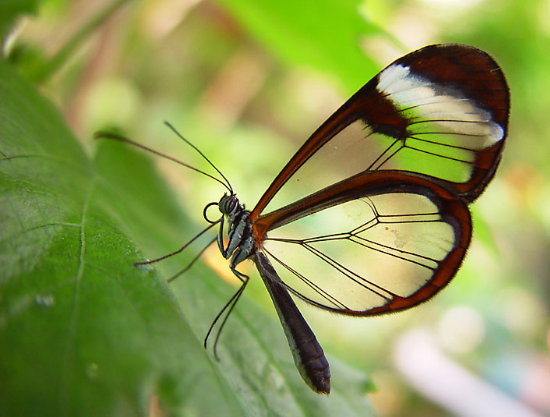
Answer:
[94,131,232,193]
[164,121,233,194]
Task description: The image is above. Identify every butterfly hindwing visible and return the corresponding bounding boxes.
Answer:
[254,171,471,315]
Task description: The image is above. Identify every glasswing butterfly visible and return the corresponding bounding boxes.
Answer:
[98,44,509,394]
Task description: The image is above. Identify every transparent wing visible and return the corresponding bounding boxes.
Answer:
[254,171,471,315]
[249,44,509,220]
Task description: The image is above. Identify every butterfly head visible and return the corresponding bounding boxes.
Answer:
[218,193,242,217]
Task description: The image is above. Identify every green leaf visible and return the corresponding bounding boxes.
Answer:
[0,60,240,417]
[214,0,387,92]
[0,61,372,415]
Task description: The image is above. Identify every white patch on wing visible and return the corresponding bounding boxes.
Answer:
[377,63,505,147]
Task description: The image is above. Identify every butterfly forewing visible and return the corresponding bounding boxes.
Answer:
[250,44,509,218]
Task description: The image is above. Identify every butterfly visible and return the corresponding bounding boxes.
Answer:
[98,44,509,394]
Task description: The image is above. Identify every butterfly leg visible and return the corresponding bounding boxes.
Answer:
[204,267,250,360]
[168,237,217,282]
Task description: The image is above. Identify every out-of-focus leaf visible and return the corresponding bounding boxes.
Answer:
[214,0,388,92]
[0,0,40,45]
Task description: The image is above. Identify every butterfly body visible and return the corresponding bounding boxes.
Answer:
[216,193,331,393]
[217,194,254,268]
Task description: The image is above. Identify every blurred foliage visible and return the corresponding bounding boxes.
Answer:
[1,0,550,416]
[0,0,39,43]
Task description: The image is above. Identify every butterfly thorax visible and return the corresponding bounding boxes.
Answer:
[217,194,255,269]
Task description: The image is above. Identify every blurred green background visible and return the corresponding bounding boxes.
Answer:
[3,0,550,416]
